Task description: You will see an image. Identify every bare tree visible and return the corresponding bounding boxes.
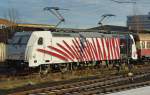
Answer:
[3,8,20,33]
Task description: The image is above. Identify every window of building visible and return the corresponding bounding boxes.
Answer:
[0,24,7,29]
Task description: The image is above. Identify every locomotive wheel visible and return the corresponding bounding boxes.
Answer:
[39,65,51,77]
[72,62,78,70]
[59,63,69,73]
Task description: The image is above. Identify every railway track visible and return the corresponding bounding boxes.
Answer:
[0,63,149,95]
[8,71,150,95]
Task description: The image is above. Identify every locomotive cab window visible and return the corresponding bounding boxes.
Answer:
[38,37,43,45]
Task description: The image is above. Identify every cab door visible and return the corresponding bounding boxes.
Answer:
[37,37,45,63]
[28,31,52,67]
[28,36,45,67]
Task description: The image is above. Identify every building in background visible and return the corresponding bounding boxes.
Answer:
[16,23,55,31]
[0,18,15,29]
[89,25,129,33]
[127,12,150,31]
[0,18,55,31]
[0,18,55,39]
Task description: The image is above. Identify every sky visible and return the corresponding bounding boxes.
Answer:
[0,0,150,29]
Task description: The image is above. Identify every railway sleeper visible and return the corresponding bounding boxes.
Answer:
[103,81,150,93]
[46,76,123,92]
[29,77,136,95]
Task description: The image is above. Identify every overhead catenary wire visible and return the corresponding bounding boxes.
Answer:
[43,7,69,28]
